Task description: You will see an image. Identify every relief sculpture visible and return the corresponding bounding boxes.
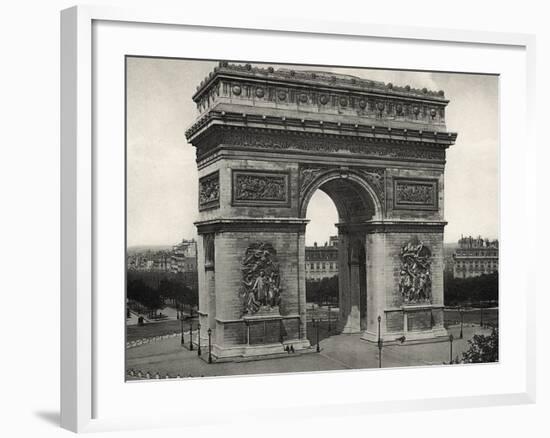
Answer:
[394,179,438,210]
[198,171,220,210]
[192,127,447,162]
[399,237,432,304]
[232,171,289,206]
[396,183,433,204]
[299,166,324,197]
[358,167,385,207]
[240,242,282,315]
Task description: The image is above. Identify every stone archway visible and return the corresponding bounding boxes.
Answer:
[186,62,457,361]
[300,170,379,335]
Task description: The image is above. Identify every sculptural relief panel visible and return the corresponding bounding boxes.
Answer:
[231,169,290,207]
[399,237,433,305]
[240,242,282,315]
[393,178,438,211]
[198,170,220,211]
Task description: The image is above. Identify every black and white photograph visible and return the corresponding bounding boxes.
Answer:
[3,0,547,435]
[125,58,499,379]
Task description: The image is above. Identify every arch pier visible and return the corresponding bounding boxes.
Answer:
[185,62,457,361]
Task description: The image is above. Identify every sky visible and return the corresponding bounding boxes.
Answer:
[126,57,499,247]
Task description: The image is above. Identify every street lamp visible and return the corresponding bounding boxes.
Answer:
[377,315,383,368]
[459,307,464,339]
[449,333,454,363]
[189,320,194,351]
[207,328,212,364]
[180,313,184,346]
[328,304,332,333]
[313,318,320,353]
[197,323,202,356]
[479,302,484,327]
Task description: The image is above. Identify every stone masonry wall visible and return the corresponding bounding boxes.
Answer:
[366,230,444,337]
[214,230,303,346]
[197,158,300,221]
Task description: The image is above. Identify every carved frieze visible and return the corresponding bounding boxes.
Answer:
[198,171,220,211]
[393,178,438,211]
[194,127,447,163]
[240,242,282,315]
[399,237,432,304]
[232,170,290,207]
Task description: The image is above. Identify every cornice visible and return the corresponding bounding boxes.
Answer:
[193,62,449,103]
[186,110,458,147]
[336,220,447,234]
[194,218,310,234]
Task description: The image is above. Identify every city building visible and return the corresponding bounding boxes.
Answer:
[443,243,458,274]
[127,251,166,271]
[305,236,339,280]
[170,239,197,273]
[127,239,197,273]
[452,235,499,278]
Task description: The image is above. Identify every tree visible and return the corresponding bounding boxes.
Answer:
[444,271,498,306]
[306,275,338,305]
[127,278,165,318]
[461,328,499,363]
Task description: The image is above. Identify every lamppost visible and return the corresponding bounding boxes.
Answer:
[328,304,332,333]
[197,323,201,356]
[449,333,454,363]
[207,328,212,364]
[313,318,320,353]
[180,313,184,346]
[480,302,484,327]
[189,320,194,351]
[377,315,383,368]
[459,307,464,339]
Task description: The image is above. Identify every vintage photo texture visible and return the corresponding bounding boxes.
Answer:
[125,57,499,380]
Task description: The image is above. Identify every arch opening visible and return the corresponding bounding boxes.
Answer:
[303,175,377,338]
[299,170,382,221]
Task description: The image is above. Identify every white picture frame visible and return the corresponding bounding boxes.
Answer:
[60,5,536,433]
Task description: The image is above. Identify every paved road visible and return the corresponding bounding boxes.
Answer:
[126,318,198,342]
[126,325,494,380]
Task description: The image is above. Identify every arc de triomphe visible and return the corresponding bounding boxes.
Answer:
[185,62,457,361]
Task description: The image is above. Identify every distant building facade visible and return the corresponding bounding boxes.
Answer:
[305,236,339,280]
[170,239,197,273]
[452,236,499,278]
[127,239,197,274]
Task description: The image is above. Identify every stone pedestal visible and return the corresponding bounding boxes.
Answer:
[362,304,447,344]
[196,221,311,362]
[209,309,311,361]
[361,224,448,344]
